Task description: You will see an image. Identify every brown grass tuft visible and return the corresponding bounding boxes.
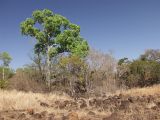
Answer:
[117,84,160,96]
[0,89,71,112]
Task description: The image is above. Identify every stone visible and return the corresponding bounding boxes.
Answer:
[40,102,49,107]
[119,100,130,110]
[87,111,95,116]
[40,111,48,117]
[18,113,26,119]
[66,112,79,120]
[27,108,34,115]
[33,113,42,119]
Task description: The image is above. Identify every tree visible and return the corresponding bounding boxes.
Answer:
[118,57,129,65]
[20,9,89,89]
[0,52,12,80]
[140,49,160,62]
[86,49,117,95]
[58,55,88,97]
[29,53,46,81]
[117,58,160,88]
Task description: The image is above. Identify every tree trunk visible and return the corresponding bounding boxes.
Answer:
[46,46,51,90]
[37,54,43,80]
[2,67,4,80]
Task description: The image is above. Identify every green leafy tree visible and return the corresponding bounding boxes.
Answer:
[20,9,89,89]
[57,55,88,96]
[0,52,12,80]
[118,59,160,88]
[118,57,129,65]
[129,60,160,87]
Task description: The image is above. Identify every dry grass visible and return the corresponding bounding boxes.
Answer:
[0,89,71,112]
[117,84,160,96]
[0,84,160,115]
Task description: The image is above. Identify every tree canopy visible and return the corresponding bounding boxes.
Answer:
[20,9,89,58]
[0,52,12,67]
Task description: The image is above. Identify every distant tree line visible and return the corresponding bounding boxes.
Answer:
[118,49,160,88]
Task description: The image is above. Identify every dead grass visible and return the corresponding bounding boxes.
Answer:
[117,84,160,96]
[0,84,160,115]
[0,89,71,112]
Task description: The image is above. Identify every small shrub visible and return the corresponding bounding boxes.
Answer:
[0,79,8,89]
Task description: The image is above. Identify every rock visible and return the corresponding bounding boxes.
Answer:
[89,99,96,106]
[40,111,48,117]
[33,113,42,119]
[40,102,49,107]
[18,113,26,119]
[47,116,54,120]
[148,95,154,101]
[80,102,87,109]
[47,113,55,120]
[24,118,30,120]
[48,113,55,117]
[59,102,67,109]
[97,108,103,112]
[89,98,102,107]
[103,99,111,109]
[87,111,95,116]
[146,102,157,109]
[54,114,65,120]
[9,114,16,119]
[55,100,60,104]
[119,100,130,110]
[95,99,102,107]
[103,112,119,120]
[66,112,79,120]
[103,99,110,105]
[128,97,134,103]
[78,99,87,109]
[58,100,70,109]
[70,101,78,109]
[27,108,34,115]
[156,102,160,108]
[118,93,123,98]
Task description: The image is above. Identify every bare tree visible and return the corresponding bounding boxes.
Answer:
[86,49,117,96]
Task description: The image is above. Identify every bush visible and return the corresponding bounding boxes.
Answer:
[0,79,8,89]
[86,49,117,96]
[118,59,160,88]
[7,67,48,92]
[0,67,14,80]
[52,55,88,97]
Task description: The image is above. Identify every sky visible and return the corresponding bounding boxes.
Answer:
[0,0,160,69]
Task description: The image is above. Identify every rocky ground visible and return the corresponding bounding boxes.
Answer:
[0,92,160,120]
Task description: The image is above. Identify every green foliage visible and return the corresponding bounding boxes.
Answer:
[0,52,12,66]
[130,60,160,86]
[53,55,88,95]
[16,66,43,82]
[0,67,14,80]
[118,57,129,65]
[0,79,8,89]
[0,52,13,82]
[21,9,89,89]
[20,9,89,58]
[58,55,87,82]
[118,59,160,87]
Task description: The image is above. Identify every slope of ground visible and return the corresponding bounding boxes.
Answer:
[0,85,160,120]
